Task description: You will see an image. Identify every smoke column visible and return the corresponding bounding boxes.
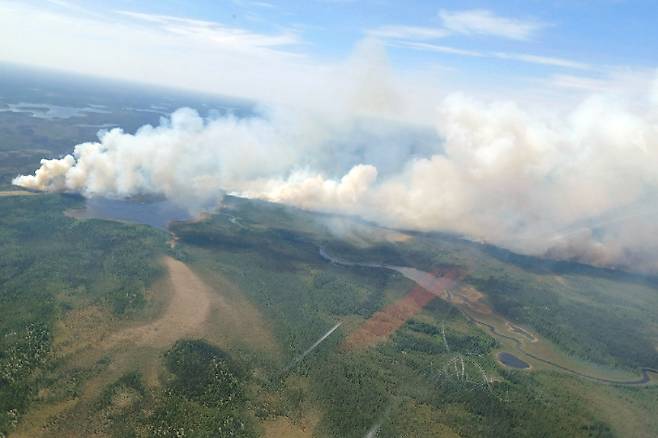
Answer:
[13,50,658,272]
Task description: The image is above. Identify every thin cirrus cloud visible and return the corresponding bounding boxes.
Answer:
[391,41,483,58]
[393,41,590,70]
[117,10,302,56]
[438,9,546,41]
[492,52,590,70]
[230,0,276,8]
[368,9,586,71]
[548,74,610,91]
[368,9,545,43]
[366,25,449,40]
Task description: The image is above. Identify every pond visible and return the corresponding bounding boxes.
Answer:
[498,352,530,369]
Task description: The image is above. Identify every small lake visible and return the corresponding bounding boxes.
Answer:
[0,102,110,119]
[70,198,192,230]
[498,352,530,369]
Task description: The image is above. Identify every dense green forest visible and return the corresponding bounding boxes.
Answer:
[0,194,166,434]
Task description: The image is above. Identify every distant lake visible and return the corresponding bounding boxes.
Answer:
[0,102,110,119]
[498,352,530,369]
[68,197,192,230]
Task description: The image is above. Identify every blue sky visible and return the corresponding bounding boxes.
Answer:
[0,0,656,107]
[67,0,658,65]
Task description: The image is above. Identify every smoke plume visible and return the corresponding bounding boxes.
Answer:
[13,49,658,272]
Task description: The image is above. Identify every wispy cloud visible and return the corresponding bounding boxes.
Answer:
[117,10,301,55]
[368,9,544,43]
[367,25,448,40]
[394,41,588,71]
[44,0,85,11]
[392,41,483,57]
[368,9,574,70]
[439,9,545,41]
[493,52,590,70]
[548,74,610,91]
[231,0,276,9]
[43,0,104,18]
[0,2,322,104]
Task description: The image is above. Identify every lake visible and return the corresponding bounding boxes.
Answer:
[69,197,192,230]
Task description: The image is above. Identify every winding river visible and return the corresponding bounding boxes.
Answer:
[319,247,658,386]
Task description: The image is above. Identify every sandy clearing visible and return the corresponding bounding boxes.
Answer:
[194,266,280,356]
[505,321,538,343]
[452,285,492,315]
[262,414,320,438]
[104,255,278,354]
[106,256,212,349]
[53,305,115,356]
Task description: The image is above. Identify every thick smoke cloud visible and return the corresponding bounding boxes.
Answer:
[13,51,658,272]
[13,106,437,211]
[252,87,658,272]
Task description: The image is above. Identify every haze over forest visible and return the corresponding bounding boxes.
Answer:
[6,0,658,272]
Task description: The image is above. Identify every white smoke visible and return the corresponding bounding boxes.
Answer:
[246,83,658,272]
[12,105,435,210]
[14,108,302,210]
[13,48,658,272]
[243,165,379,212]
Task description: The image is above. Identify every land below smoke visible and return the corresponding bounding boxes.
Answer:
[0,67,658,438]
[2,193,658,436]
[320,246,658,385]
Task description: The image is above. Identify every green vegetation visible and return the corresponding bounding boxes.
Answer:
[169,197,650,437]
[322,231,658,370]
[2,192,656,436]
[470,273,658,368]
[94,371,149,437]
[0,194,166,324]
[84,340,255,437]
[0,323,49,433]
[164,339,245,409]
[398,319,497,355]
[146,340,255,437]
[0,194,166,435]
